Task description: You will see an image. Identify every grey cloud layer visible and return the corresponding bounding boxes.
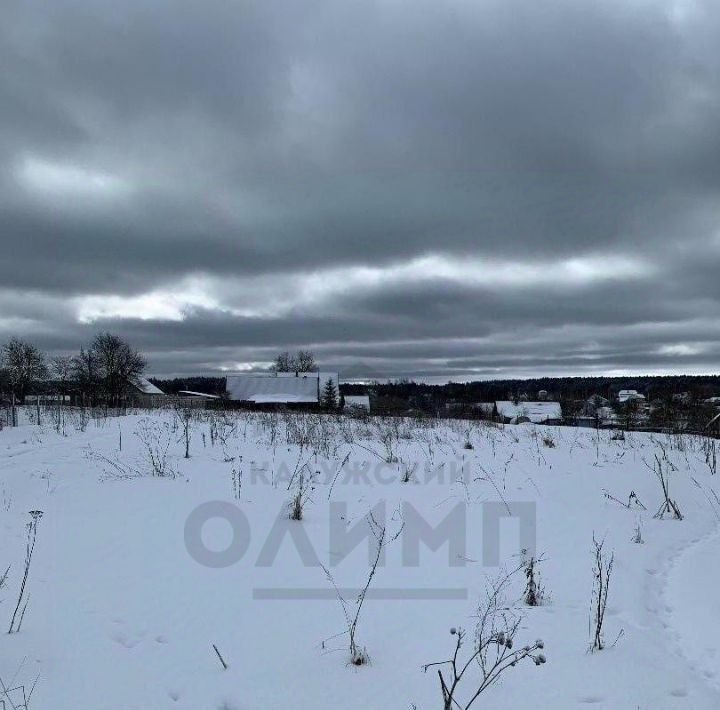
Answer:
[2,0,720,377]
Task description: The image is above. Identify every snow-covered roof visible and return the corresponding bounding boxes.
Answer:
[226,375,319,403]
[618,390,646,402]
[178,390,220,399]
[495,400,562,423]
[133,377,164,395]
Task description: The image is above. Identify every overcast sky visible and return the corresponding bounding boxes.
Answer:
[2,0,720,380]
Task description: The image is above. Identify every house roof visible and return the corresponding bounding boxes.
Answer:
[226,375,318,403]
[134,377,164,395]
[178,390,220,399]
[495,400,562,423]
[618,390,646,401]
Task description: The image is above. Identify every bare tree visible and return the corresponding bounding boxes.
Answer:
[272,351,294,372]
[71,347,101,405]
[272,350,318,373]
[51,356,73,398]
[620,398,642,431]
[1,339,47,425]
[295,350,318,372]
[1,338,47,402]
[87,333,147,406]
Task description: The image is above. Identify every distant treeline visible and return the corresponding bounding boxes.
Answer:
[341,374,720,406]
[149,376,227,396]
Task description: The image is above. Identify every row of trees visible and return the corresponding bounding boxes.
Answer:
[272,350,317,373]
[0,333,146,414]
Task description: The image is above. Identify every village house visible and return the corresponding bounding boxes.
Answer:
[226,371,339,406]
[129,377,166,407]
[617,389,646,403]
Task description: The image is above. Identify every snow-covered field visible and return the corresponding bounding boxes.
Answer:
[1,407,719,709]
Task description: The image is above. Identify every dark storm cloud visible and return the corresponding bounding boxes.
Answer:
[2,0,720,377]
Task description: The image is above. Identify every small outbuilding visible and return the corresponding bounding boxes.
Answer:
[129,377,166,407]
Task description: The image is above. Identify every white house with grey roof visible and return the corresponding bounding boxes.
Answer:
[226,371,339,405]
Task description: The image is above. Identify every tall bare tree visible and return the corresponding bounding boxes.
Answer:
[272,350,318,373]
[272,351,294,372]
[89,333,147,406]
[1,338,48,402]
[51,355,73,400]
[0,338,47,426]
[71,347,100,406]
[294,350,317,372]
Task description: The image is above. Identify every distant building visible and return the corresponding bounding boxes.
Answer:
[494,400,562,424]
[617,390,646,403]
[344,395,370,412]
[226,371,339,406]
[129,377,166,407]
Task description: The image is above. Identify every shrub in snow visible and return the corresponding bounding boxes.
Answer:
[321,513,387,667]
[541,434,555,448]
[135,419,176,478]
[0,565,9,599]
[287,466,315,521]
[631,520,644,544]
[231,459,243,500]
[173,404,194,459]
[400,459,418,483]
[651,454,683,520]
[589,535,616,652]
[523,554,546,607]
[423,573,546,709]
[701,437,717,476]
[8,510,43,634]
